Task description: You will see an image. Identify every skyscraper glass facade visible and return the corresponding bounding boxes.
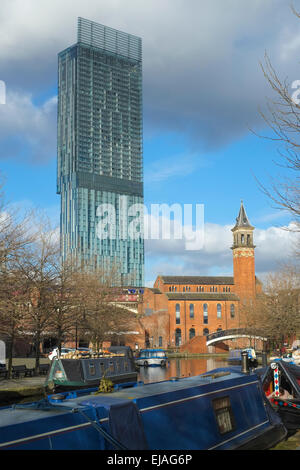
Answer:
[57,18,144,286]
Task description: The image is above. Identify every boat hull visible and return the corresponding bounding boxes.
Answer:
[257,361,300,435]
[136,358,167,367]
[270,399,300,436]
[0,369,287,450]
[234,422,287,450]
[51,372,138,392]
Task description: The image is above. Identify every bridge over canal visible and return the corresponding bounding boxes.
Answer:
[206,328,268,347]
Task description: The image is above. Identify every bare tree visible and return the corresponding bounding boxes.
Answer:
[49,258,84,353]
[242,265,300,350]
[253,5,300,247]
[0,274,29,378]
[73,266,134,353]
[0,179,36,375]
[16,216,60,373]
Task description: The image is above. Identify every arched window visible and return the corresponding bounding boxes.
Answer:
[189,328,195,340]
[175,328,181,347]
[230,304,235,318]
[217,303,222,319]
[203,328,209,336]
[189,304,194,319]
[158,336,163,347]
[241,234,245,244]
[176,304,180,324]
[203,304,208,324]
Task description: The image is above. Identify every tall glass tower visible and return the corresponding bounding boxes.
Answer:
[57,18,144,286]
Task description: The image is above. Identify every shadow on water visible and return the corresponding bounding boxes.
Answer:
[138,357,229,384]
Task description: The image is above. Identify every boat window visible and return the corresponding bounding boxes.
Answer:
[212,396,235,435]
[155,351,166,358]
[109,361,114,373]
[124,361,129,371]
[89,362,96,376]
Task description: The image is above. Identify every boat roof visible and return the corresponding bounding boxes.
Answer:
[140,348,166,352]
[0,367,256,429]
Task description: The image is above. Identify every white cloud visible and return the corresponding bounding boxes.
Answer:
[145,152,209,183]
[0,91,57,162]
[144,215,299,283]
[0,0,299,149]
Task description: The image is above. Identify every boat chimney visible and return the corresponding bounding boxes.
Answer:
[241,351,249,374]
[262,351,268,368]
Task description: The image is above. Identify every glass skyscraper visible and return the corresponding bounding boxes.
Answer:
[57,18,144,286]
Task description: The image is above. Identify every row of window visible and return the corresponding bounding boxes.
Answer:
[174,328,211,347]
[169,286,231,293]
[175,303,235,324]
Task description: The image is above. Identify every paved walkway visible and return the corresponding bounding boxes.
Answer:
[272,430,300,450]
[0,358,51,403]
[0,375,46,391]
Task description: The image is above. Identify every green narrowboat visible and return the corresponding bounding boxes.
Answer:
[45,346,138,392]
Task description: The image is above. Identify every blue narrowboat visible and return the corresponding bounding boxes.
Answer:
[135,349,168,367]
[0,367,286,450]
[228,348,258,368]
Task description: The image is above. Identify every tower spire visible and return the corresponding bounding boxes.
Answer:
[233,200,253,230]
[231,201,256,299]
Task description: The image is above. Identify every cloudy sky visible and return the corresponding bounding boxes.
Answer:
[0,0,299,285]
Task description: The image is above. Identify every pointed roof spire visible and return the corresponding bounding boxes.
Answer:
[232,200,254,230]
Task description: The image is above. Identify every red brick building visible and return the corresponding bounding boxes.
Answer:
[136,201,262,352]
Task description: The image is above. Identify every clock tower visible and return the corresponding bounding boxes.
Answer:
[231,201,256,300]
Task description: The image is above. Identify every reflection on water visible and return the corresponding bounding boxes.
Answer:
[1,358,229,406]
[138,357,228,384]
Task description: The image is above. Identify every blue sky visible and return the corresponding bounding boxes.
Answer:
[0,0,298,285]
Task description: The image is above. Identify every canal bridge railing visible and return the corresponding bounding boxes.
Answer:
[206,328,268,346]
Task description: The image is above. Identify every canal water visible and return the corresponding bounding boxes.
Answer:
[138,357,228,383]
[2,357,229,406]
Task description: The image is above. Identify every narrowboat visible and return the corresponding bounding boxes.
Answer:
[135,349,168,367]
[257,360,300,436]
[228,348,258,368]
[0,367,287,450]
[269,351,300,366]
[45,346,138,392]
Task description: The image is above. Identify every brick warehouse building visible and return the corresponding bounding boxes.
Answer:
[133,201,263,353]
